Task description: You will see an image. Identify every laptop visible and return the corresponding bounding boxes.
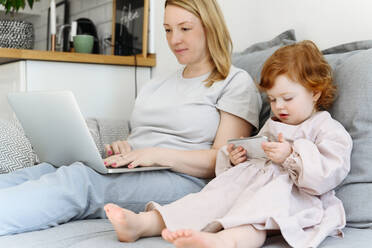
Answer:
[7,91,171,174]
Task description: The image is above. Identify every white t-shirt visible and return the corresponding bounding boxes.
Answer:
[127,66,262,151]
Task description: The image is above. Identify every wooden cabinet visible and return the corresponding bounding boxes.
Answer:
[0,62,27,120]
[0,60,151,121]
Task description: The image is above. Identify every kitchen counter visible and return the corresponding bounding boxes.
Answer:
[0,48,156,67]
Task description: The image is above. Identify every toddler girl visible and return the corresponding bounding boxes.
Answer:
[104,40,352,248]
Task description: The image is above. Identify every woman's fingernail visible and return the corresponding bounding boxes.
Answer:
[112,163,117,167]
[108,150,112,155]
[104,161,107,165]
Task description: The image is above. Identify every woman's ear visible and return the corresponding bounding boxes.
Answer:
[313,91,321,102]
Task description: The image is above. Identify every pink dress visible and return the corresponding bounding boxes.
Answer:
[146,111,352,248]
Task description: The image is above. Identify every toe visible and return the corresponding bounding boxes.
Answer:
[104,203,116,212]
[162,229,173,242]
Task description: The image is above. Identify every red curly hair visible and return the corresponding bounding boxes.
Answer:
[260,40,336,110]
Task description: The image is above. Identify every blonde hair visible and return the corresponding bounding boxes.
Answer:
[165,0,232,87]
[260,40,336,110]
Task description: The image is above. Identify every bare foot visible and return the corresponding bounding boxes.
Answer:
[104,203,143,242]
[161,228,235,248]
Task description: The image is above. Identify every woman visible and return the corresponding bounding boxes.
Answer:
[0,0,261,236]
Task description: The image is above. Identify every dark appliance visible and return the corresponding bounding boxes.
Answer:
[75,18,100,54]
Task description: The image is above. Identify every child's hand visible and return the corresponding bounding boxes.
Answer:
[262,133,292,164]
[227,143,247,166]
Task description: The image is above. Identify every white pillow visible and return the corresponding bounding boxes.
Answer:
[0,119,36,173]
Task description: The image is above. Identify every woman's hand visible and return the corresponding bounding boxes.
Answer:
[227,144,247,166]
[104,140,132,157]
[103,147,164,168]
[262,133,292,164]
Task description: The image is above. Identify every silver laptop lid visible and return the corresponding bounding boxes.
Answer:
[8,91,108,174]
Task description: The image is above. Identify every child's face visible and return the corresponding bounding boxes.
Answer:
[266,75,320,125]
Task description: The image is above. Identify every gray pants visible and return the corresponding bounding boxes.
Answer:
[0,162,207,236]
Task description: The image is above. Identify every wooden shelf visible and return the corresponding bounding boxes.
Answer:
[0,48,156,67]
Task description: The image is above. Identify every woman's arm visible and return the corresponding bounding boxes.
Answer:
[104,110,253,179]
[157,110,253,178]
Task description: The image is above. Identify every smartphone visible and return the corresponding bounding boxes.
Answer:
[227,135,268,159]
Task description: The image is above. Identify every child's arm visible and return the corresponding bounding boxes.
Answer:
[281,121,352,195]
[227,143,247,165]
[214,144,248,176]
[262,133,292,164]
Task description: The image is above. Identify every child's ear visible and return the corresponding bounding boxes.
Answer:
[313,91,321,102]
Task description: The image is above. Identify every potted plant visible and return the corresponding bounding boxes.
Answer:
[0,0,39,13]
[0,0,40,49]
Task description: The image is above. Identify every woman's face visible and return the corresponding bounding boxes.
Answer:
[164,5,210,67]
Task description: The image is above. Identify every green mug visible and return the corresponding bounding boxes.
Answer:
[73,34,94,54]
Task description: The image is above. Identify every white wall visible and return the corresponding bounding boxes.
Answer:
[7,0,372,87]
[153,0,372,79]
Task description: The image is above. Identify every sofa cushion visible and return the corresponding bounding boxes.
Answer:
[0,218,369,248]
[86,118,130,158]
[322,40,372,55]
[0,219,174,248]
[263,227,372,248]
[232,29,297,129]
[324,48,372,228]
[0,119,37,174]
[239,29,296,54]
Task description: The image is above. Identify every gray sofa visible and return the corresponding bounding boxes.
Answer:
[1,219,371,248]
[1,30,372,247]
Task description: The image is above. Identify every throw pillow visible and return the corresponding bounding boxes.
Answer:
[239,29,296,54]
[86,118,130,158]
[324,48,372,228]
[232,29,297,129]
[0,119,36,174]
[322,40,372,54]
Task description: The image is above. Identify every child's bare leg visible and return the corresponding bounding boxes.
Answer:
[162,224,266,248]
[104,203,165,242]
